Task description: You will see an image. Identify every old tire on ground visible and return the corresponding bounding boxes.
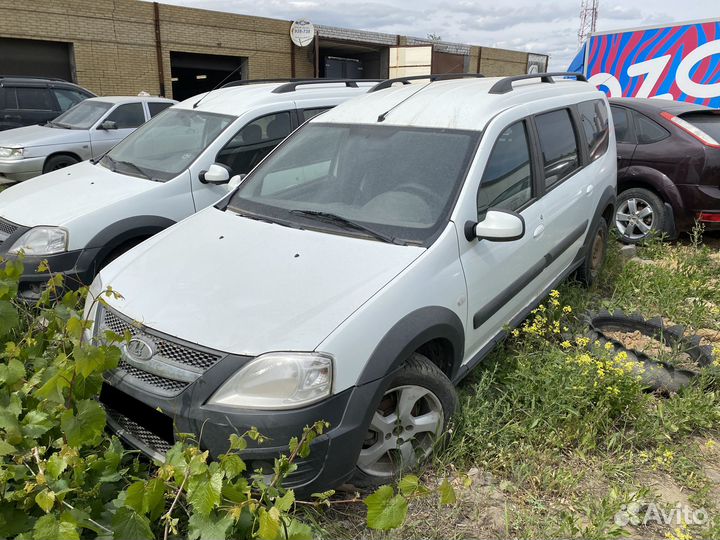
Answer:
[43,154,79,174]
[581,309,715,393]
[575,218,608,287]
[351,353,457,488]
[615,187,665,244]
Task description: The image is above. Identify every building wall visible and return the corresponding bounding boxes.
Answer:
[479,47,530,76]
[0,0,536,98]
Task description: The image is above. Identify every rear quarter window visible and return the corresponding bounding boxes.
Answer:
[633,112,670,144]
[577,99,609,161]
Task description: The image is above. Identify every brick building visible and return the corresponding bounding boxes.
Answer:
[0,0,548,100]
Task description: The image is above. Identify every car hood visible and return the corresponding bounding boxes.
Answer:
[0,124,89,147]
[100,207,424,356]
[0,161,158,227]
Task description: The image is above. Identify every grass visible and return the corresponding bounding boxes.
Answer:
[319,231,720,539]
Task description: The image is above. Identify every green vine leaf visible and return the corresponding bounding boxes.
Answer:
[439,478,457,505]
[0,301,19,338]
[111,507,154,540]
[188,511,233,540]
[32,514,80,540]
[34,489,56,513]
[60,399,106,448]
[257,507,282,540]
[187,470,224,516]
[364,485,408,530]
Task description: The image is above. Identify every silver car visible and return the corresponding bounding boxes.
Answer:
[0,96,176,182]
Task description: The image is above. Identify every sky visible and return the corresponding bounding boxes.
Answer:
[158,0,718,70]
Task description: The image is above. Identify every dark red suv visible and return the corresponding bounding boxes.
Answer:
[609,98,720,243]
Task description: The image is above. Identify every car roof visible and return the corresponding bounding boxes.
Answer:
[312,77,603,131]
[86,96,176,105]
[173,81,377,115]
[609,97,713,115]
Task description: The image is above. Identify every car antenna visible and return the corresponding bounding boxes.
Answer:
[193,63,244,109]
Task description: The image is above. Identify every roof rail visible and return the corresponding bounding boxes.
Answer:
[221,78,308,89]
[369,73,485,93]
[0,75,68,82]
[488,72,587,95]
[271,79,382,94]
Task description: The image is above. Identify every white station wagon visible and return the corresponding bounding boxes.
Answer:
[0,80,374,300]
[0,96,176,181]
[88,73,617,494]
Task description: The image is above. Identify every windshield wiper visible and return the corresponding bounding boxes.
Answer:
[290,210,401,244]
[46,121,71,129]
[113,159,157,181]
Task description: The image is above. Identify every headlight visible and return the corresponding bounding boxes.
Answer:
[0,147,24,159]
[8,226,68,256]
[208,352,333,409]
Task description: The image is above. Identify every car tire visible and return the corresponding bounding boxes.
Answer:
[43,154,79,174]
[575,217,608,287]
[615,188,665,244]
[350,352,458,489]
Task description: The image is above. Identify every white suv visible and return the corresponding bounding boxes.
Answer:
[87,73,616,492]
[0,80,374,300]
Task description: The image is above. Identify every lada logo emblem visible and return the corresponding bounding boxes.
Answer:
[126,337,155,362]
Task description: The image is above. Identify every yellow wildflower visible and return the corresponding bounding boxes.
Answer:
[563,305,572,313]
[561,340,571,349]
[549,290,560,298]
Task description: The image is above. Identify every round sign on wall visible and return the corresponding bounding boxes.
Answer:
[290,19,315,47]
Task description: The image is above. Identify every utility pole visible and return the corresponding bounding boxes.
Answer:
[578,0,599,44]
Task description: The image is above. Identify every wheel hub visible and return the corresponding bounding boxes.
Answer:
[357,384,444,478]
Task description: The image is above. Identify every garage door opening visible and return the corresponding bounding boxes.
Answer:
[170,51,247,101]
[0,38,74,81]
[318,40,388,79]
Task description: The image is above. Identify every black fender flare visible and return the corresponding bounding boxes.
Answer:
[78,215,176,275]
[357,306,465,385]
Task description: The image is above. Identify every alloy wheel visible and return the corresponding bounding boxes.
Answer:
[357,385,444,478]
[616,197,655,240]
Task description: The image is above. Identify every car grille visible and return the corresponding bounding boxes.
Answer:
[97,306,223,396]
[105,404,173,457]
[0,218,18,244]
[118,360,190,394]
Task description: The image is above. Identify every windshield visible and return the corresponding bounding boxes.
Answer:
[228,123,480,244]
[100,108,235,181]
[51,100,112,129]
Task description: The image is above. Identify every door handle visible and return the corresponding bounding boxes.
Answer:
[533,224,545,238]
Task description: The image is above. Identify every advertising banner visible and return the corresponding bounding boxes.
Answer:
[585,19,720,107]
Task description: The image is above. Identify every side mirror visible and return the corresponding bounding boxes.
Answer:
[199,163,232,185]
[466,209,525,242]
[226,173,246,192]
[99,120,117,130]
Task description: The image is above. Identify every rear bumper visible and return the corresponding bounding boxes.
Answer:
[0,156,44,181]
[675,184,720,231]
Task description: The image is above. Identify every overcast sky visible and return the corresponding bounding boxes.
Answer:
[159,0,718,69]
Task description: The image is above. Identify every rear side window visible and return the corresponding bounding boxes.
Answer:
[633,112,670,144]
[534,109,580,188]
[216,111,293,176]
[478,121,533,217]
[577,99,609,161]
[148,101,173,117]
[610,106,634,143]
[106,103,146,129]
[53,88,88,112]
[17,87,53,110]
